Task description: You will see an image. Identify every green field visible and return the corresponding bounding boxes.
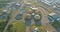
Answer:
[11,21,25,32]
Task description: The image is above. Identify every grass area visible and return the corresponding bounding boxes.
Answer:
[6,24,13,32]
[0,18,7,22]
[11,21,25,32]
[30,25,46,32]
[30,24,52,32]
[51,21,60,28]
[0,19,7,32]
[25,7,31,11]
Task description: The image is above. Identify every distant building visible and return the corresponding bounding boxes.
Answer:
[15,2,20,6]
[48,13,60,22]
[34,14,40,20]
[30,7,38,10]
[27,10,32,14]
[7,2,20,10]
[41,0,56,5]
[26,14,32,19]
[3,10,8,12]
[30,7,38,13]
[24,3,31,7]
[32,13,35,16]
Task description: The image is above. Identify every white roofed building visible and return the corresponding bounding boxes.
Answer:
[48,12,60,22]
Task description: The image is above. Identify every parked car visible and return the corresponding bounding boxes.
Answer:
[33,27,39,32]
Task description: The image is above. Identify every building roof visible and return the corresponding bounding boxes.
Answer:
[34,14,40,20]
[26,14,32,19]
[26,3,31,4]
[26,14,31,16]
[30,7,38,10]
[34,27,38,31]
[57,18,60,21]
[16,2,20,6]
[49,13,56,16]
[3,10,7,12]
[32,13,35,16]
[49,13,60,21]
[41,0,56,5]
